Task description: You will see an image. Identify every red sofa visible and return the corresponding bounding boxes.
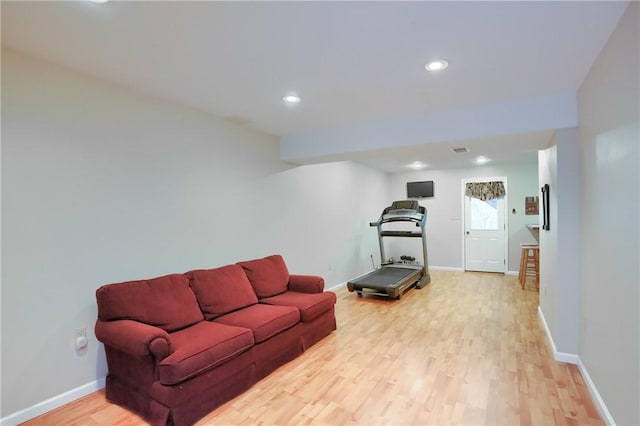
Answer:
[95,255,337,426]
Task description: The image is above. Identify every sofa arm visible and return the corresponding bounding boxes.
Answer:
[288,274,325,293]
[95,319,172,361]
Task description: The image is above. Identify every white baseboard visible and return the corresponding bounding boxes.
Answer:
[326,280,347,292]
[577,358,617,426]
[537,306,579,364]
[537,306,616,425]
[0,377,106,426]
[505,270,519,276]
[326,270,374,292]
[428,266,464,272]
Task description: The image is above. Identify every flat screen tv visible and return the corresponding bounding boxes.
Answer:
[407,180,434,198]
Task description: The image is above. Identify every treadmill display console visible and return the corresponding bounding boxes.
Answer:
[390,200,418,211]
[382,200,424,223]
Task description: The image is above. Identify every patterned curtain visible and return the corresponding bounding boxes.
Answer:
[465,181,506,201]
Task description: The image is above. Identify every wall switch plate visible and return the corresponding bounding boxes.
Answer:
[75,327,87,338]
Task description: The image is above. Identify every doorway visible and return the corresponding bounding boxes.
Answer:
[463,178,507,273]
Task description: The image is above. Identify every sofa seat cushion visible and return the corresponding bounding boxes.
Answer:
[158,321,254,386]
[186,265,258,320]
[237,255,289,298]
[96,274,203,332]
[260,291,337,323]
[213,304,300,343]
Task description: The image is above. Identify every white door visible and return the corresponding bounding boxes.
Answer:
[464,182,506,273]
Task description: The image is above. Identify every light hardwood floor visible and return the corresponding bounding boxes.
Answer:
[22,270,603,425]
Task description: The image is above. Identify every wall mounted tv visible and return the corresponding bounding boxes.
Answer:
[407,180,434,198]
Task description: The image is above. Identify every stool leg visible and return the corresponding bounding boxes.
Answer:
[519,248,526,289]
[520,249,528,290]
[534,248,540,290]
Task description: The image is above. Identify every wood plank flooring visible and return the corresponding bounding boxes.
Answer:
[22,270,603,425]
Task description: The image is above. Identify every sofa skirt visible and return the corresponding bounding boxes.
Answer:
[301,308,337,350]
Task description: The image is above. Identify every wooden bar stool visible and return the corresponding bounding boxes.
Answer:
[519,245,539,290]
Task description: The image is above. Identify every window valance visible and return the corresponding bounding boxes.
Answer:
[465,181,506,201]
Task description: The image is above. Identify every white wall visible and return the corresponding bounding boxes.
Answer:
[0,48,388,419]
[577,2,639,424]
[538,143,559,348]
[387,162,540,271]
[538,127,581,356]
[555,128,581,356]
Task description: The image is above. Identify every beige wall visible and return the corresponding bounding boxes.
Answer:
[1,48,389,418]
[577,2,639,424]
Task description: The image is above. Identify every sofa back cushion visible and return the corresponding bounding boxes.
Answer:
[186,264,258,320]
[237,254,289,298]
[96,274,203,332]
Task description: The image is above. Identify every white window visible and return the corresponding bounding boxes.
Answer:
[469,197,498,230]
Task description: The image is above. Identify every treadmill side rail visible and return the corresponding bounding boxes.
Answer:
[347,266,422,300]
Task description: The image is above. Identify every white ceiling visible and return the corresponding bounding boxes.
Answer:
[317,130,555,172]
[1,1,628,172]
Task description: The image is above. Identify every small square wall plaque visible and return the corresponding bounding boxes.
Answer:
[525,196,539,215]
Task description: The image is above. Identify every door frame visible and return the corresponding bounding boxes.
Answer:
[461,176,509,273]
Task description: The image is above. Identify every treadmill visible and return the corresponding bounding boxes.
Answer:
[347,200,431,299]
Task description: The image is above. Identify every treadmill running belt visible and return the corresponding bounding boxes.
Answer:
[351,267,420,288]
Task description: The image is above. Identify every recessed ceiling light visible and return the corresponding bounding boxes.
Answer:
[408,161,428,170]
[88,0,109,3]
[474,156,490,164]
[425,60,449,72]
[282,94,301,104]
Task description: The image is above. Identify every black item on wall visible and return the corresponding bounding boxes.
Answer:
[541,184,550,230]
[407,180,434,198]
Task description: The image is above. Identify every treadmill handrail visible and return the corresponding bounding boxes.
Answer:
[370,211,426,227]
[380,230,423,237]
[382,216,424,225]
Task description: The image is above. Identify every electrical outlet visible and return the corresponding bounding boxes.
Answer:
[74,327,89,351]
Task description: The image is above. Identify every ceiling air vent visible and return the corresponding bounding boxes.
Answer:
[452,147,470,153]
